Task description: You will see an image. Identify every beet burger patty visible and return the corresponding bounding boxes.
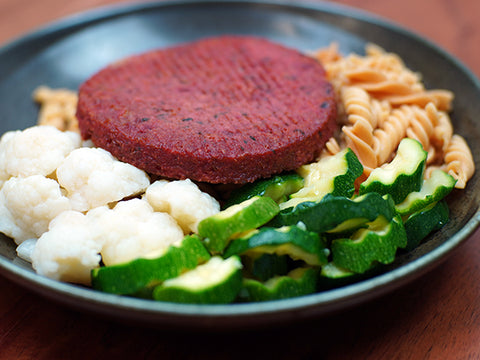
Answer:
[76,36,337,184]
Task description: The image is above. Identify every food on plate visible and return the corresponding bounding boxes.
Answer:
[0,37,475,304]
[358,137,427,203]
[152,256,243,304]
[76,36,337,184]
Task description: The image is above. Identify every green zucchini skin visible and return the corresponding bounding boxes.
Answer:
[269,192,397,234]
[246,253,290,282]
[403,200,450,251]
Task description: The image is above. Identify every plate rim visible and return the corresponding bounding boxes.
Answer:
[0,0,479,327]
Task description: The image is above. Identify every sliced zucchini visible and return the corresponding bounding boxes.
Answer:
[318,262,361,289]
[359,138,427,203]
[403,200,450,251]
[331,215,407,273]
[395,169,456,216]
[152,256,243,304]
[239,267,318,302]
[270,192,397,234]
[280,148,363,209]
[245,253,290,282]
[223,224,329,266]
[225,172,304,207]
[91,234,211,295]
[198,196,279,254]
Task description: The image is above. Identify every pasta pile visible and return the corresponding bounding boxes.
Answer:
[313,43,474,188]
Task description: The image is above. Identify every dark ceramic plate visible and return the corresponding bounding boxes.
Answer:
[0,0,479,329]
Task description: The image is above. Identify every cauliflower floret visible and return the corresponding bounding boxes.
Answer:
[145,179,220,233]
[56,147,150,212]
[31,210,102,285]
[0,125,81,179]
[88,198,184,266]
[0,131,16,187]
[0,175,71,244]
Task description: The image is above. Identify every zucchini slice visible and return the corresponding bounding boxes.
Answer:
[403,200,450,251]
[318,262,361,289]
[245,253,290,282]
[225,172,304,207]
[270,192,397,234]
[281,148,363,209]
[91,234,211,295]
[198,196,279,254]
[239,267,318,302]
[152,256,243,304]
[223,225,329,266]
[359,138,427,204]
[395,169,456,216]
[331,215,407,273]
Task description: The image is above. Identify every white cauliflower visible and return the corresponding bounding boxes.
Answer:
[56,147,150,212]
[89,198,184,266]
[0,175,71,244]
[16,238,37,263]
[31,210,102,285]
[0,131,15,187]
[145,179,220,233]
[0,125,81,180]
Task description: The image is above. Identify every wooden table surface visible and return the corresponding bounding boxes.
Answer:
[1,0,480,358]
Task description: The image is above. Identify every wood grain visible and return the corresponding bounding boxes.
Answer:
[0,0,479,359]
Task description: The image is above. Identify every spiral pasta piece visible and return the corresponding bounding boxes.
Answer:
[442,135,475,189]
[372,106,410,164]
[370,99,391,128]
[405,103,439,164]
[432,110,453,153]
[340,86,377,173]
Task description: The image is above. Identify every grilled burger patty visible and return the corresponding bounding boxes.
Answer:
[76,36,337,184]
